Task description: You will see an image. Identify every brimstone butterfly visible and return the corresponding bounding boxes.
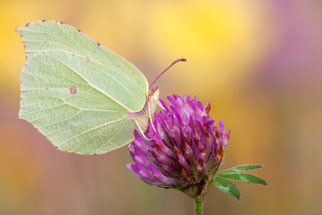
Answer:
[17,20,185,155]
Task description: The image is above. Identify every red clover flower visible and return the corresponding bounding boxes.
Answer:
[127,95,231,198]
[127,95,267,215]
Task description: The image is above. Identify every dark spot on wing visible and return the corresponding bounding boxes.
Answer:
[42,20,46,22]
[97,42,100,46]
[85,57,90,62]
[25,23,30,26]
[70,86,77,95]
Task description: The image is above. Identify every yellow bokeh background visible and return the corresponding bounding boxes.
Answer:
[1,0,322,214]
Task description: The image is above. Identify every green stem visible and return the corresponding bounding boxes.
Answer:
[194,199,203,215]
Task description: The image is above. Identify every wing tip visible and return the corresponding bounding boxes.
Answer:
[16,25,24,35]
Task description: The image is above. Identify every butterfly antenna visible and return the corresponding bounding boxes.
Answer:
[150,58,187,88]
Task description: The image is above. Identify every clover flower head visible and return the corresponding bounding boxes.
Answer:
[127,95,231,198]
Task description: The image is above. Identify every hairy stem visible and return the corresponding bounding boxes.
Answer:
[194,199,203,215]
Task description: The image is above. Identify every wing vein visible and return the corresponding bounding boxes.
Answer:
[58,116,127,147]
[33,53,130,111]
[23,41,146,94]
[38,110,82,130]
[26,49,137,100]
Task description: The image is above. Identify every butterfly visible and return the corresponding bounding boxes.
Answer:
[17,20,186,155]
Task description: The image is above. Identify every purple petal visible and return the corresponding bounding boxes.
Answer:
[219,120,224,132]
[149,164,178,186]
[159,99,171,112]
[167,96,181,108]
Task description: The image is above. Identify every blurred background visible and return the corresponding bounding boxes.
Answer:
[1,0,322,214]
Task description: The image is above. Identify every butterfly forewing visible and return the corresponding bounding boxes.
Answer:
[17,20,149,154]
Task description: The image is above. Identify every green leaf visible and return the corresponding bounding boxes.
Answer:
[17,20,154,155]
[219,173,268,186]
[218,164,263,175]
[213,177,240,201]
